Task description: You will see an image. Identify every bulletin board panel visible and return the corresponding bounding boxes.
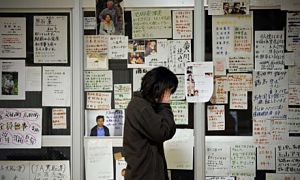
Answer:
[0,12,71,161]
[84,8,195,179]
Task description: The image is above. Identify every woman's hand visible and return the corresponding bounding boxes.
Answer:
[160,89,172,103]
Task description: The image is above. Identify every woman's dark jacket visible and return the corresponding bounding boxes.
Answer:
[123,92,176,180]
[90,125,110,136]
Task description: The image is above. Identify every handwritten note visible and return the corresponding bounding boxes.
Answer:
[230,91,247,110]
[85,138,113,180]
[164,129,193,170]
[84,17,96,30]
[207,105,225,131]
[52,108,67,129]
[213,76,228,104]
[86,92,111,110]
[42,66,71,106]
[34,16,68,63]
[289,85,300,105]
[228,56,253,72]
[131,9,172,39]
[0,160,70,180]
[257,145,275,170]
[255,31,284,71]
[132,68,149,91]
[0,17,26,58]
[0,108,42,148]
[108,35,128,59]
[288,108,300,134]
[253,71,288,120]
[114,84,132,109]
[0,60,26,100]
[170,101,188,125]
[286,12,300,51]
[105,109,124,136]
[266,173,300,180]
[253,119,271,145]
[172,10,193,39]
[84,70,113,91]
[228,73,252,91]
[206,144,230,176]
[84,35,108,70]
[171,75,185,100]
[234,27,251,53]
[230,144,256,177]
[145,39,169,67]
[116,157,127,180]
[169,40,191,74]
[276,144,300,173]
[288,60,300,85]
[271,120,288,143]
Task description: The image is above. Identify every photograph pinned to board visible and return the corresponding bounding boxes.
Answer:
[95,0,124,35]
[127,40,146,68]
[208,0,250,15]
[85,109,125,137]
[185,62,214,103]
[0,60,25,100]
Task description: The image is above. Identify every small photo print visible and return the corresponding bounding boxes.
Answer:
[2,72,18,95]
[96,0,124,35]
[223,2,247,15]
[145,40,157,57]
[128,52,145,65]
[128,40,145,52]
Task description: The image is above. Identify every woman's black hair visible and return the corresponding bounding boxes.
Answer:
[140,66,178,103]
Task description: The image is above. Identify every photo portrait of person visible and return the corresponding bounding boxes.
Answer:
[187,73,195,96]
[123,66,178,179]
[1,72,17,95]
[231,2,246,15]
[90,115,110,136]
[128,52,145,64]
[96,0,124,35]
[144,40,157,57]
[99,13,115,35]
[223,2,231,15]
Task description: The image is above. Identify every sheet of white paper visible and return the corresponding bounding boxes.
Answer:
[171,75,186,100]
[34,16,68,63]
[116,158,127,180]
[164,129,194,170]
[214,58,227,76]
[108,35,128,59]
[250,0,280,6]
[0,160,70,180]
[26,66,42,91]
[212,76,228,104]
[172,10,193,39]
[86,92,111,110]
[42,66,70,106]
[230,144,256,177]
[253,119,271,145]
[114,84,132,109]
[85,138,114,180]
[84,70,113,91]
[169,40,192,74]
[229,91,247,109]
[52,108,67,129]
[257,145,275,170]
[207,105,225,131]
[276,144,300,174]
[185,62,214,103]
[0,17,26,58]
[105,109,125,136]
[286,12,300,51]
[84,17,97,30]
[270,120,288,143]
[288,108,300,134]
[84,35,108,70]
[289,84,300,105]
[281,0,300,11]
[131,9,172,39]
[206,143,230,176]
[206,177,235,180]
[170,101,188,125]
[284,52,298,66]
[288,60,300,85]
[0,108,42,149]
[144,39,169,67]
[132,68,149,91]
[0,60,26,100]
[227,73,252,92]
[252,71,288,120]
[266,173,300,180]
[228,56,253,72]
[208,0,250,15]
[254,31,284,71]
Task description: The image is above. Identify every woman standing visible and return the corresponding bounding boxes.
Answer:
[123,66,178,180]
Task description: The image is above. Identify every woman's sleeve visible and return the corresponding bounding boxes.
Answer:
[138,103,176,143]
[99,22,106,35]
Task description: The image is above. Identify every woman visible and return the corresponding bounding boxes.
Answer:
[123,66,178,180]
[99,13,115,35]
